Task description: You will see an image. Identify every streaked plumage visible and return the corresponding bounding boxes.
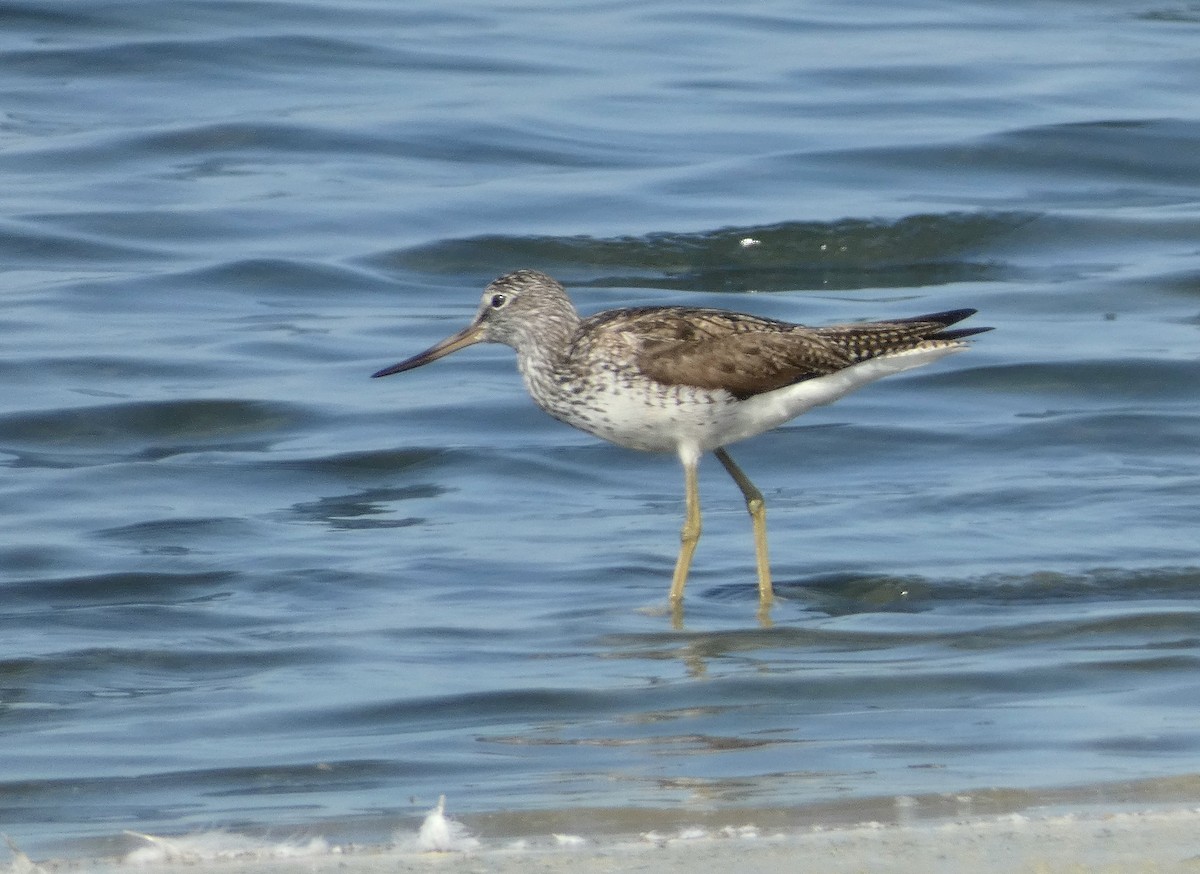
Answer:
[373,269,990,619]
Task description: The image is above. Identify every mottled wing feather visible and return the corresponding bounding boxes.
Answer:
[579,307,852,401]
[574,306,983,402]
[643,330,855,400]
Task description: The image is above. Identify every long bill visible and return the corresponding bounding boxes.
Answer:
[371,321,486,378]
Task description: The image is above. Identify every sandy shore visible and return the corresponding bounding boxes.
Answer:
[9,805,1200,874]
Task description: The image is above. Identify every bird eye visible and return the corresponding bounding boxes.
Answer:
[490,293,507,308]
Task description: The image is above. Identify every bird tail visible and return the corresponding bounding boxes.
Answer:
[892,308,993,341]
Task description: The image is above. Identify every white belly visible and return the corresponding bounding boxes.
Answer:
[533,344,964,454]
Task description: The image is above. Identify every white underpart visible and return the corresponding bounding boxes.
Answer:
[587,343,966,458]
[703,343,965,450]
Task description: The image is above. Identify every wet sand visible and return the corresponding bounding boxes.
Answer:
[11,805,1199,874]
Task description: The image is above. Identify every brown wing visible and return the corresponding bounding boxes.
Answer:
[580,307,854,401]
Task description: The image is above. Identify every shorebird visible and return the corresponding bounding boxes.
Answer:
[373,269,989,617]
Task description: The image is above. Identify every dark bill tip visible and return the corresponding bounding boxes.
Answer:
[371,361,415,378]
[370,322,485,379]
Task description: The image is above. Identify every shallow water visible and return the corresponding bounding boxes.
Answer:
[2,0,1200,862]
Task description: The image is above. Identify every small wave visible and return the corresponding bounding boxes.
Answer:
[372,212,1038,292]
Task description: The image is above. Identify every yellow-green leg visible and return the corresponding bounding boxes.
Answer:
[669,455,702,604]
[714,447,775,610]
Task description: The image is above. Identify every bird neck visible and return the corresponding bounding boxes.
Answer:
[513,299,581,402]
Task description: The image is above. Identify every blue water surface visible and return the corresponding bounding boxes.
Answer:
[2,0,1199,861]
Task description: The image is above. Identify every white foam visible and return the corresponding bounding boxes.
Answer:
[2,836,45,874]
[719,824,760,840]
[408,795,480,853]
[123,831,329,865]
